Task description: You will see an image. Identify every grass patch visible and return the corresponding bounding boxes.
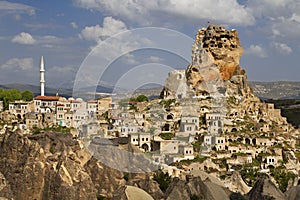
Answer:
[159,132,174,140]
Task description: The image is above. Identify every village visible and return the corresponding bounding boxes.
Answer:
[1,25,300,194]
[1,67,299,181]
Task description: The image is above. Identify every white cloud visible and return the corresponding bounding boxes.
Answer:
[0,1,35,16]
[24,23,62,30]
[70,22,78,29]
[78,16,141,67]
[245,45,267,58]
[271,42,292,54]
[291,13,300,23]
[246,0,295,19]
[0,57,34,71]
[11,33,71,49]
[74,0,255,26]
[148,56,164,62]
[80,16,128,42]
[245,0,300,41]
[11,32,36,45]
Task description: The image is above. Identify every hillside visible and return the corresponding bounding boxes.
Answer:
[249,81,300,100]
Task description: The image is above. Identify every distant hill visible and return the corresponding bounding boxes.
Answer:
[249,81,300,100]
[0,84,73,97]
[1,81,299,100]
[0,83,114,99]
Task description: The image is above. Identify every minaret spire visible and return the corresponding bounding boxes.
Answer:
[40,56,45,96]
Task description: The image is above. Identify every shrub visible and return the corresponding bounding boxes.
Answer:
[153,170,172,192]
[159,132,174,140]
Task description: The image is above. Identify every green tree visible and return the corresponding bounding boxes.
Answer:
[271,166,296,192]
[153,170,172,192]
[21,90,34,101]
[136,94,148,102]
[0,89,22,110]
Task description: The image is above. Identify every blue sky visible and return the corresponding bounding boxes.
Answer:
[0,0,299,90]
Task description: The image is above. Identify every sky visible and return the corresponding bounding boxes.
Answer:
[0,0,299,91]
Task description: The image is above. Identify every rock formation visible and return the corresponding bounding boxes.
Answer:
[0,130,125,199]
[0,129,238,200]
[228,171,251,195]
[112,185,154,200]
[162,24,255,101]
[161,24,290,132]
[247,174,285,200]
[285,185,300,200]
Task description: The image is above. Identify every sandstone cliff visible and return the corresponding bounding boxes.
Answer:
[161,24,290,133]
[0,130,125,199]
[247,174,285,200]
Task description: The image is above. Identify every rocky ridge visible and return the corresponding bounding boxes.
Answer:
[0,130,125,199]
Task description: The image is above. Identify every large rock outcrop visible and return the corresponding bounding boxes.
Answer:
[164,175,231,200]
[161,24,290,132]
[247,174,285,200]
[285,185,300,200]
[0,130,125,200]
[161,24,256,102]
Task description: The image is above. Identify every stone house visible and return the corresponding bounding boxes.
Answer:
[97,96,112,118]
[206,113,224,134]
[72,101,88,128]
[34,96,61,113]
[179,115,199,135]
[87,100,97,118]
[25,112,40,128]
[56,104,65,126]
[129,132,151,152]
[256,137,273,147]
[214,136,227,151]
[64,111,74,128]
[228,145,240,154]
[152,139,179,154]
[227,154,252,166]
[68,98,82,112]
[134,113,146,126]
[204,135,214,145]
[120,125,138,137]
[81,121,101,138]
[262,155,282,168]
[178,144,194,160]
[9,100,32,119]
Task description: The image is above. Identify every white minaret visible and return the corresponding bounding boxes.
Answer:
[40,56,45,96]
